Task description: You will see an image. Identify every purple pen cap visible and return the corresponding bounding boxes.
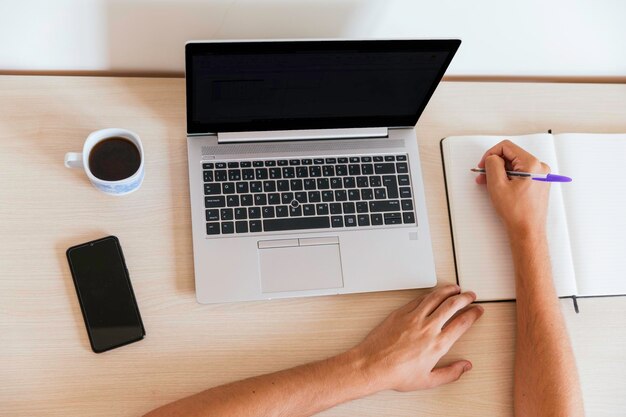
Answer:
[533,174,572,182]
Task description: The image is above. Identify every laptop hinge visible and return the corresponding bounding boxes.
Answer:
[217,127,388,144]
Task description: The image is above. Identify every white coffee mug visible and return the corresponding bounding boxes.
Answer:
[64,128,144,195]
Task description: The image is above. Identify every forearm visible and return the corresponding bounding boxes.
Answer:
[143,349,377,417]
[510,230,584,417]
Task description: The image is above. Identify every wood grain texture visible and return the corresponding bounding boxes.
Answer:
[0,76,625,416]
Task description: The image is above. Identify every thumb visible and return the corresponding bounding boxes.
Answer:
[484,155,507,186]
[428,361,472,388]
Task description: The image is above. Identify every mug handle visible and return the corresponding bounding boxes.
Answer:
[64,152,84,169]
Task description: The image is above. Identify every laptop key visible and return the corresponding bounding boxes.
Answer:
[289,206,302,216]
[250,181,262,193]
[356,202,368,213]
[216,162,227,169]
[290,179,303,191]
[228,169,241,181]
[396,155,407,161]
[276,205,289,217]
[268,193,281,205]
[343,177,356,188]
[348,189,360,201]
[255,168,268,180]
[317,178,330,189]
[336,165,348,176]
[322,165,335,177]
[330,178,342,189]
[281,192,294,204]
[362,164,374,175]
[282,167,295,178]
[222,182,235,194]
[348,164,360,175]
[304,179,316,190]
[398,175,410,186]
[374,188,387,199]
[313,158,324,165]
[343,202,356,214]
[344,215,357,227]
[254,194,267,206]
[309,166,322,177]
[263,180,276,192]
[203,171,214,182]
[205,196,226,208]
[241,194,253,206]
[374,163,395,174]
[248,207,261,219]
[369,176,382,187]
[295,192,307,203]
[338,157,348,163]
[401,199,413,210]
[403,212,416,224]
[235,207,247,220]
[221,208,234,221]
[226,195,240,207]
[316,203,329,215]
[269,168,282,179]
[263,216,330,232]
[202,163,214,170]
[361,188,374,200]
[303,204,316,216]
[321,191,334,202]
[235,221,248,233]
[330,203,342,215]
[277,180,289,191]
[350,157,360,163]
[278,160,288,166]
[396,162,409,174]
[358,214,370,226]
[206,222,220,235]
[373,156,384,162]
[371,213,383,225]
[206,209,219,221]
[236,182,249,193]
[369,200,400,212]
[331,216,343,228]
[308,191,321,203]
[334,190,347,201]
[385,155,395,162]
[253,161,263,167]
[249,220,262,232]
[242,169,254,180]
[382,175,398,198]
[262,206,275,218]
[296,167,308,178]
[240,161,252,168]
[265,160,276,167]
[400,187,412,198]
[204,183,221,195]
[215,170,227,181]
[384,212,402,225]
[356,176,368,188]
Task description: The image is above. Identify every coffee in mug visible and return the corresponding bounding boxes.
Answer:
[64,128,145,195]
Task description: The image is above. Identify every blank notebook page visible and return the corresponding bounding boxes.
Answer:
[555,133,626,296]
[443,134,577,301]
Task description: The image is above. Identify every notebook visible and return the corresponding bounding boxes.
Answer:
[441,133,626,302]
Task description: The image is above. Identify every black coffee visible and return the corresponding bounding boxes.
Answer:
[88,137,141,181]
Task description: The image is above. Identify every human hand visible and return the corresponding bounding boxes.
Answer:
[350,285,483,392]
[476,140,551,237]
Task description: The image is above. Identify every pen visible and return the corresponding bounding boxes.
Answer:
[470,168,572,182]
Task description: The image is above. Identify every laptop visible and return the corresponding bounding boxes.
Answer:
[185,39,460,304]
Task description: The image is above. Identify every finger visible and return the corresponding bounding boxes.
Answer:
[440,305,484,345]
[484,155,507,187]
[412,284,461,316]
[477,139,533,168]
[427,360,472,388]
[428,291,477,327]
[396,294,425,315]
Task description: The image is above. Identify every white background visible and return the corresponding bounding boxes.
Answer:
[1,0,625,76]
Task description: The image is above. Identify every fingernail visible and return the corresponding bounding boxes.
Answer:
[464,363,472,372]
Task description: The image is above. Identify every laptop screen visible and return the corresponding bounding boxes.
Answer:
[185,40,460,134]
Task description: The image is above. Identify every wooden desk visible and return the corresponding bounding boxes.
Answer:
[1,76,625,417]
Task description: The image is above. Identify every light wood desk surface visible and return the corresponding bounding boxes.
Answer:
[1,76,625,417]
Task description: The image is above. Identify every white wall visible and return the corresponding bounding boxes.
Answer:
[1,0,625,76]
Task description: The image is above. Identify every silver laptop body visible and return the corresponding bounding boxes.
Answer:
[185,39,460,303]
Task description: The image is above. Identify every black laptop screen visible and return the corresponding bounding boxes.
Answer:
[185,40,460,134]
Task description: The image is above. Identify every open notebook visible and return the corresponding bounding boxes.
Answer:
[442,133,626,301]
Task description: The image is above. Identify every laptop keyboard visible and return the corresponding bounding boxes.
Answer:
[203,154,417,236]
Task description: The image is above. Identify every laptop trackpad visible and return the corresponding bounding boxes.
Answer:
[258,243,344,293]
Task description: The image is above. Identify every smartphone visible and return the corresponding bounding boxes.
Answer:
[66,236,145,353]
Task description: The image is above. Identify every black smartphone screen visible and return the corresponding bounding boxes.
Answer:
[66,236,145,353]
